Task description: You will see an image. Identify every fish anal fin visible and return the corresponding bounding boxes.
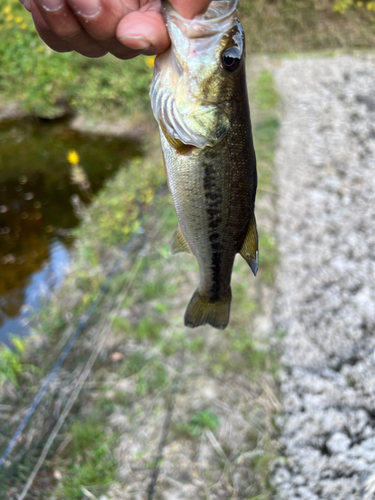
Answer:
[170,225,193,256]
[160,122,194,154]
[239,214,259,276]
[184,289,231,330]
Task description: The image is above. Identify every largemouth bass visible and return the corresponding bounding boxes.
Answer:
[150,0,258,330]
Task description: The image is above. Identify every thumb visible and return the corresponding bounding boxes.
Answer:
[168,0,212,19]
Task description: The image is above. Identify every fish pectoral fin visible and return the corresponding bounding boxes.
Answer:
[184,289,232,330]
[169,225,193,255]
[239,214,259,276]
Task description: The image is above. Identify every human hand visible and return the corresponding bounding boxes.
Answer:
[18,0,212,59]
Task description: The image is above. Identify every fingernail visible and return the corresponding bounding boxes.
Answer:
[40,0,64,12]
[120,36,152,50]
[70,0,101,17]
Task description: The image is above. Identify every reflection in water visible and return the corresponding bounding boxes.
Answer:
[0,119,142,344]
[0,239,69,344]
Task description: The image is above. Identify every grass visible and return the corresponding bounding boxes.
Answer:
[174,410,220,439]
[55,417,118,500]
[0,62,281,500]
[254,71,280,111]
[0,0,374,120]
[239,0,375,54]
[0,0,154,119]
[0,336,39,387]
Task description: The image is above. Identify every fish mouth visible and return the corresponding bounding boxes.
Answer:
[162,0,238,37]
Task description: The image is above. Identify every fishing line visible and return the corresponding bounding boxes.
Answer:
[0,232,144,470]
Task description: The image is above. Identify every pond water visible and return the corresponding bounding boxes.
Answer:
[0,118,142,345]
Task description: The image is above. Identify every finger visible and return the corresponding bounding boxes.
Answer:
[19,0,32,12]
[32,0,107,57]
[65,0,141,59]
[117,10,170,55]
[31,1,72,52]
[170,0,212,19]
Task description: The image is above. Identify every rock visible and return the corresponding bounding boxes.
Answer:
[273,55,375,498]
[326,433,351,454]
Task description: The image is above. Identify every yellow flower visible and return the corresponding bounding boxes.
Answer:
[6,14,13,21]
[20,23,27,29]
[67,150,80,165]
[3,6,10,14]
[15,16,22,23]
[145,56,155,68]
[36,46,44,52]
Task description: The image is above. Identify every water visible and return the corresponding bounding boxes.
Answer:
[0,118,142,344]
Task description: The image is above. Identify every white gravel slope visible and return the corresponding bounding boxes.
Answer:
[271,56,375,500]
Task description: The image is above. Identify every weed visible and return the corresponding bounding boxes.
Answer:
[254,71,280,110]
[136,360,168,396]
[174,410,220,439]
[56,417,117,500]
[154,302,168,313]
[141,280,167,300]
[135,316,164,341]
[255,118,280,144]
[191,410,220,437]
[0,336,38,387]
[112,315,131,335]
[70,419,104,451]
[187,336,205,352]
[119,352,148,377]
[108,272,131,297]
[259,233,277,283]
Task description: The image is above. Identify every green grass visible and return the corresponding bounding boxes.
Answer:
[259,233,278,284]
[119,352,148,377]
[135,316,165,341]
[254,71,280,110]
[73,156,166,255]
[0,336,39,387]
[0,0,154,118]
[56,417,118,500]
[136,360,168,396]
[174,410,220,439]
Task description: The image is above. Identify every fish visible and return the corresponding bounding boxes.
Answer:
[150,0,258,330]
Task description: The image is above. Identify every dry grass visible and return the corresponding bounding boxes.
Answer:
[239,0,375,53]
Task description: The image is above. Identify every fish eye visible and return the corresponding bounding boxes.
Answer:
[221,47,241,72]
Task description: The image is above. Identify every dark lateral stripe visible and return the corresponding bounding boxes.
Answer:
[202,155,224,300]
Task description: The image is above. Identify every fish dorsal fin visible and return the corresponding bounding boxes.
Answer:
[170,225,193,255]
[239,214,258,276]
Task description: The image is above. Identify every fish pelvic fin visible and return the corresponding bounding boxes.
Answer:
[184,289,232,330]
[170,225,193,255]
[239,213,259,276]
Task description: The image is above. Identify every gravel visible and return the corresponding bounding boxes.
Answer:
[271,55,375,499]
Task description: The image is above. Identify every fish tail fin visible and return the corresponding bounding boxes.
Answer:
[184,289,232,330]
